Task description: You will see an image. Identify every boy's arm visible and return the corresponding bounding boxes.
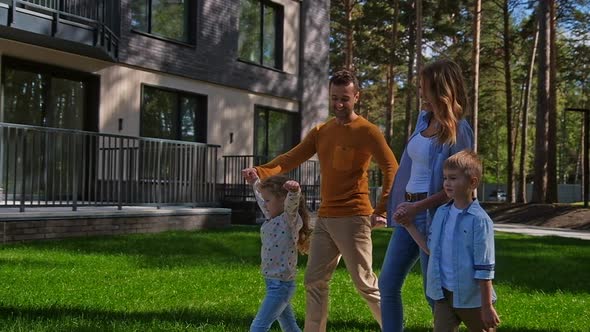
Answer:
[473,216,496,280]
[479,280,500,329]
[474,215,499,328]
[404,223,430,255]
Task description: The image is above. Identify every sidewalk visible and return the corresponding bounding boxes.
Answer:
[494,223,590,240]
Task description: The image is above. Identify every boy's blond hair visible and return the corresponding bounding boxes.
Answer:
[444,150,482,181]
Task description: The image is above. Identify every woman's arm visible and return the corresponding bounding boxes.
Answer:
[394,190,449,226]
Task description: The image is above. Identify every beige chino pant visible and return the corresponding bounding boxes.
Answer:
[303,216,381,332]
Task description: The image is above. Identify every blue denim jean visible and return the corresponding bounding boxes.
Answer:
[250,278,302,332]
[379,211,433,332]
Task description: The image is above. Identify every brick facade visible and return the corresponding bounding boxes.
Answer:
[118,0,329,106]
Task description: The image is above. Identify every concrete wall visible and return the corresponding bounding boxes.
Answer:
[0,211,231,244]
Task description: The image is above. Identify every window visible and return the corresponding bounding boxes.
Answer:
[1,57,98,131]
[238,0,283,69]
[254,106,298,159]
[130,0,194,43]
[141,85,207,142]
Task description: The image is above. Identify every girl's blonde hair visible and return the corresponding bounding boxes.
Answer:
[258,175,312,254]
[421,59,469,145]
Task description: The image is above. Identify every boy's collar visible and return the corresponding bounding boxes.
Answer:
[443,198,482,215]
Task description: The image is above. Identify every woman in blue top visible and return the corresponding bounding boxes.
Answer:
[378,59,474,332]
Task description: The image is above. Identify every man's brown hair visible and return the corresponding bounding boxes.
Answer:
[330,70,360,92]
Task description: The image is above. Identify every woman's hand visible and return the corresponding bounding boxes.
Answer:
[393,202,418,226]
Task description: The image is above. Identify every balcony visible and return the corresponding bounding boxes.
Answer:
[0,122,220,212]
[0,0,119,60]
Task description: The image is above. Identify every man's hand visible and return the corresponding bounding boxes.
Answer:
[283,180,300,192]
[370,214,387,229]
[242,167,259,185]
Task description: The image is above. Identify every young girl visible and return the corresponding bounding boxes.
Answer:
[247,175,312,332]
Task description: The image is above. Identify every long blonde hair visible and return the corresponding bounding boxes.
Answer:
[258,175,312,254]
[421,59,469,145]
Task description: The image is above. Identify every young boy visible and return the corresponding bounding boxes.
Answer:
[426,150,500,332]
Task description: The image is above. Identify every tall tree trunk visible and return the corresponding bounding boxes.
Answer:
[385,0,400,147]
[547,0,558,202]
[471,0,481,153]
[415,0,423,114]
[404,11,416,143]
[344,0,355,71]
[533,0,551,203]
[503,0,515,202]
[518,23,539,203]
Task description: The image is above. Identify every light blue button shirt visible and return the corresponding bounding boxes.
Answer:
[426,199,497,308]
[386,111,474,227]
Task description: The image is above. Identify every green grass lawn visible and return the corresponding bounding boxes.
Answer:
[0,226,588,331]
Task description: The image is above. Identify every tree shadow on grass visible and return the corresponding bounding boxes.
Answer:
[0,304,423,332]
[0,304,253,331]
[0,304,560,332]
[495,234,590,294]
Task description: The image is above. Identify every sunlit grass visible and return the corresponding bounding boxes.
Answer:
[0,227,587,331]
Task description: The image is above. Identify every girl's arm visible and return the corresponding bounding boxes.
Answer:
[283,180,301,228]
[252,180,271,220]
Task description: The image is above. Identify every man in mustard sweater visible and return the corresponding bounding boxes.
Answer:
[242,70,398,332]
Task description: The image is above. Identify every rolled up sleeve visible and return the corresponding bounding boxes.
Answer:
[473,216,495,280]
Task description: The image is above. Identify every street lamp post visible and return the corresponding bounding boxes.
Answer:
[566,107,590,207]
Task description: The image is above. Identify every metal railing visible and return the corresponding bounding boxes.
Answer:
[5,0,119,58]
[0,122,220,212]
[222,155,321,211]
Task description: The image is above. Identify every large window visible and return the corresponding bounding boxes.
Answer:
[254,106,298,159]
[1,57,98,131]
[141,85,207,142]
[130,0,194,43]
[238,0,283,69]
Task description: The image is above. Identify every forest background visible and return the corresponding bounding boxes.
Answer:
[329,0,590,204]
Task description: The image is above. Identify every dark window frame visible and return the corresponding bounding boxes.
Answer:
[139,84,208,143]
[0,56,100,132]
[238,0,284,70]
[253,105,299,159]
[130,0,196,45]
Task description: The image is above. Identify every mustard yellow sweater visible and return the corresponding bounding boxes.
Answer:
[255,116,398,218]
